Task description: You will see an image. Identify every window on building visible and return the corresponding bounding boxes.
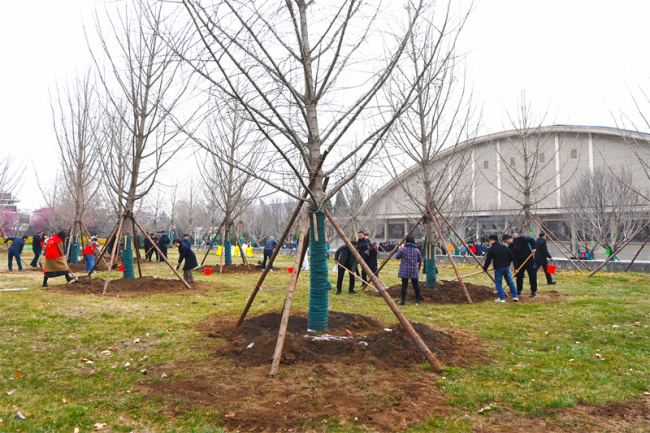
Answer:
[571,149,578,159]
[483,160,489,169]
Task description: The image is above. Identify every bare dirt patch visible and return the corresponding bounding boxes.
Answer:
[200,263,283,274]
[68,260,117,272]
[138,311,492,432]
[470,397,650,432]
[369,281,567,305]
[46,276,213,297]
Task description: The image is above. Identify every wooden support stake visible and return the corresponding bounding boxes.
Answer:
[219,226,226,273]
[103,216,125,296]
[625,235,650,272]
[325,210,444,373]
[528,213,587,273]
[426,209,473,304]
[375,215,426,274]
[200,221,224,267]
[132,218,192,290]
[587,220,650,278]
[235,222,251,270]
[88,223,118,276]
[430,203,495,283]
[131,218,143,278]
[269,210,311,377]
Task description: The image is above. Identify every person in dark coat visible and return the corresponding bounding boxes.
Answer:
[262,236,279,271]
[182,234,192,249]
[504,233,538,297]
[395,236,423,306]
[6,235,28,271]
[356,231,373,286]
[30,232,44,268]
[334,241,359,294]
[143,234,153,261]
[534,233,556,285]
[483,235,518,302]
[157,231,170,263]
[173,239,198,283]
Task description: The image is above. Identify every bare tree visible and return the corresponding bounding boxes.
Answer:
[565,168,646,258]
[49,71,101,263]
[172,0,434,329]
[381,2,476,289]
[91,0,190,278]
[484,93,577,231]
[194,97,265,265]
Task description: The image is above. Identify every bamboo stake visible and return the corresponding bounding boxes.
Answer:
[528,213,587,273]
[131,218,143,278]
[219,226,226,273]
[236,199,306,326]
[624,235,650,272]
[201,221,224,267]
[587,220,650,278]
[102,216,125,296]
[87,223,119,276]
[132,218,192,290]
[235,222,251,270]
[269,210,310,377]
[325,210,444,373]
[426,210,473,304]
[375,215,426,274]
[429,203,495,283]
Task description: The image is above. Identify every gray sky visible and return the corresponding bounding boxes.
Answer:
[1,0,648,210]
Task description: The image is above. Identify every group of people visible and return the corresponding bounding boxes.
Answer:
[142,231,171,263]
[483,232,556,302]
[334,231,378,295]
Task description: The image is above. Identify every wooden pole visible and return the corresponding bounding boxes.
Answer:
[80,221,109,269]
[624,235,650,272]
[325,210,444,373]
[513,252,534,275]
[375,215,426,274]
[269,210,310,377]
[132,218,192,289]
[429,203,495,283]
[102,216,126,296]
[528,213,587,273]
[235,222,251,270]
[200,221,224,267]
[88,223,118,276]
[236,199,306,326]
[587,220,650,278]
[131,218,143,278]
[426,209,473,304]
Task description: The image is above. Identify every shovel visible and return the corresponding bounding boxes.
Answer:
[444,270,485,282]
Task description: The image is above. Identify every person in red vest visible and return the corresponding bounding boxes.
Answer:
[43,230,76,287]
[84,237,99,273]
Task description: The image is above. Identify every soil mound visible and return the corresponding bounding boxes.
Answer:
[372,280,496,304]
[68,260,117,272]
[48,276,208,297]
[139,311,490,432]
[208,311,490,368]
[199,264,281,274]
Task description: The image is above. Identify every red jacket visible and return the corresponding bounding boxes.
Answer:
[45,235,63,259]
[83,241,98,255]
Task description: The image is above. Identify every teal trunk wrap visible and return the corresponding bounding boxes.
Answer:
[70,235,80,264]
[425,242,437,289]
[122,236,135,279]
[224,227,232,266]
[308,210,331,331]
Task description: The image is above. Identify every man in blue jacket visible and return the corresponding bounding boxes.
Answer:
[30,232,44,268]
[262,236,279,271]
[483,235,518,303]
[174,238,198,283]
[6,235,28,271]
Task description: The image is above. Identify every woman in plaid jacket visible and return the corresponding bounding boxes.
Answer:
[395,236,423,306]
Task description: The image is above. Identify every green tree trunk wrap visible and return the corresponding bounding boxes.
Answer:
[70,235,80,264]
[224,226,232,266]
[122,235,135,279]
[425,241,437,289]
[308,210,330,331]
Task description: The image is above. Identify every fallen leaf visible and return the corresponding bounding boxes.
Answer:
[569,359,574,362]
[100,350,112,357]
[13,371,21,378]
[6,389,16,395]
[140,369,148,375]
[74,428,80,433]
[62,398,69,403]
[93,422,107,429]
[133,338,141,344]
[161,373,168,378]
[246,343,255,349]
[478,406,491,413]
[124,362,130,367]
[345,329,353,336]
[15,411,26,420]
[594,353,602,358]
[225,412,235,418]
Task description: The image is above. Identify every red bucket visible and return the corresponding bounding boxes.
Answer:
[288,267,294,273]
[546,264,556,274]
[204,267,212,275]
[119,264,124,272]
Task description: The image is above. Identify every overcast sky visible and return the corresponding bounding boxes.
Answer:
[1,0,648,211]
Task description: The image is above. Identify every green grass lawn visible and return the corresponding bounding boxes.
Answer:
[1,247,649,432]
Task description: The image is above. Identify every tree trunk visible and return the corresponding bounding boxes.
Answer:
[424,219,437,289]
[307,210,330,331]
[224,220,233,266]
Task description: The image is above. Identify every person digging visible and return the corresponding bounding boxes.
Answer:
[173,238,198,284]
[43,230,78,287]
